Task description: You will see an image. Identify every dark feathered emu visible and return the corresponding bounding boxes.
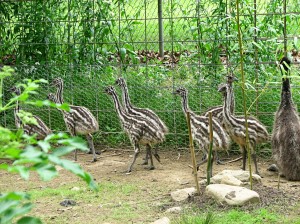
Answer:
[271,56,300,180]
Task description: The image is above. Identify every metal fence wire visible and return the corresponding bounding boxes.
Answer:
[1,0,300,152]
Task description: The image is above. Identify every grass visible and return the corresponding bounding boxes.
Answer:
[174,208,291,224]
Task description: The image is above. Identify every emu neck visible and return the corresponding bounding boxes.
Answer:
[280,77,293,107]
[111,92,127,121]
[223,86,233,120]
[55,83,64,104]
[181,94,190,114]
[121,84,133,110]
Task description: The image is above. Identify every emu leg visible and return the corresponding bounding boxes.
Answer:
[242,146,247,170]
[252,153,260,175]
[141,150,149,165]
[86,133,97,162]
[127,142,140,173]
[214,151,225,165]
[146,144,155,170]
[153,146,160,163]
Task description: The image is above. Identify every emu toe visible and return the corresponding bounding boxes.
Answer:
[154,153,161,163]
[216,159,225,165]
[88,150,101,155]
[146,166,155,170]
[141,160,148,165]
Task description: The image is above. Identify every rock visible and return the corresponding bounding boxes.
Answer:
[211,170,261,184]
[206,184,260,206]
[267,164,279,172]
[60,199,76,207]
[71,187,80,191]
[151,217,170,224]
[170,187,196,202]
[220,174,243,186]
[165,206,182,213]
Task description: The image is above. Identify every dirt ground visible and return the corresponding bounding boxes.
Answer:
[1,149,300,223]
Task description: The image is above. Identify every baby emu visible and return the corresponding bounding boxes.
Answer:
[174,87,230,176]
[49,78,99,162]
[272,57,300,180]
[218,82,269,175]
[104,86,165,173]
[10,86,52,139]
[115,77,168,164]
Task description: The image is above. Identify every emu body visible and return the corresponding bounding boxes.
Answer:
[105,86,165,172]
[271,57,300,180]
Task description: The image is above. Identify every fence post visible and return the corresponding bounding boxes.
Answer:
[158,0,164,58]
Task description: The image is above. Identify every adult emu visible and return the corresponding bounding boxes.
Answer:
[272,56,300,180]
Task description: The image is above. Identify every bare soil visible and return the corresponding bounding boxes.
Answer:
[1,149,300,223]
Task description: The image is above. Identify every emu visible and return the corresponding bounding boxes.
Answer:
[10,86,52,139]
[115,77,168,164]
[202,74,237,164]
[218,82,269,175]
[104,86,165,173]
[48,78,99,162]
[271,57,300,180]
[174,87,230,176]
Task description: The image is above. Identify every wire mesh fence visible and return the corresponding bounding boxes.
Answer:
[1,0,300,152]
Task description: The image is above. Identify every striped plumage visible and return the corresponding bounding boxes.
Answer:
[115,77,168,163]
[272,57,300,180]
[49,78,99,162]
[104,86,165,172]
[218,82,269,175]
[174,87,230,175]
[10,87,52,140]
[203,74,237,120]
[202,75,237,163]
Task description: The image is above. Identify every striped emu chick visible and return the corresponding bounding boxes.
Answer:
[174,87,230,175]
[272,57,300,180]
[49,78,99,162]
[104,86,165,173]
[218,83,269,175]
[202,74,238,164]
[115,77,168,163]
[10,86,52,140]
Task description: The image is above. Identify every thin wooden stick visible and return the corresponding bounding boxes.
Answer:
[207,112,214,185]
[186,111,201,195]
[225,156,243,164]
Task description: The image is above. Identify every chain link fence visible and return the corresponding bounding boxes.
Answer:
[1,0,300,152]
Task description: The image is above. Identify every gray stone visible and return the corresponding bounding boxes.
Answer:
[170,187,196,202]
[220,174,243,186]
[165,206,182,214]
[151,217,170,224]
[211,170,261,184]
[206,184,260,206]
[71,187,80,191]
[267,164,279,172]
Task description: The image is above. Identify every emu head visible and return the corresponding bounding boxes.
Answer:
[10,86,21,96]
[218,83,228,94]
[115,77,126,87]
[174,87,187,98]
[47,93,56,103]
[226,74,238,85]
[51,78,63,87]
[104,86,116,96]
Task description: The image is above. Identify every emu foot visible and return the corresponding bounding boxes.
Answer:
[216,159,225,165]
[91,158,97,163]
[141,160,148,165]
[145,166,155,170]
[88,150,101,155]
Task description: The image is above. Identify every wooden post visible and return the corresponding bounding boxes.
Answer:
[207,112,214,184]
[186,111,201,195]
[158,0,164,58]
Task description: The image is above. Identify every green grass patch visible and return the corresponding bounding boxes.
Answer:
[174,208,286,224]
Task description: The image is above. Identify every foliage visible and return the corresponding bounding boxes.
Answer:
[0,67,97,224]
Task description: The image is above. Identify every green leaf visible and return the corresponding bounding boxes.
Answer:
[35,164,58,181]
[120,48,126,60]
[37,141,51,153]
[51,145,76,157]
[20,147,43,159]
[17,216,42,224]
[58,136,88,151]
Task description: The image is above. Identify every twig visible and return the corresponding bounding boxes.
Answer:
[225,156,243,164]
